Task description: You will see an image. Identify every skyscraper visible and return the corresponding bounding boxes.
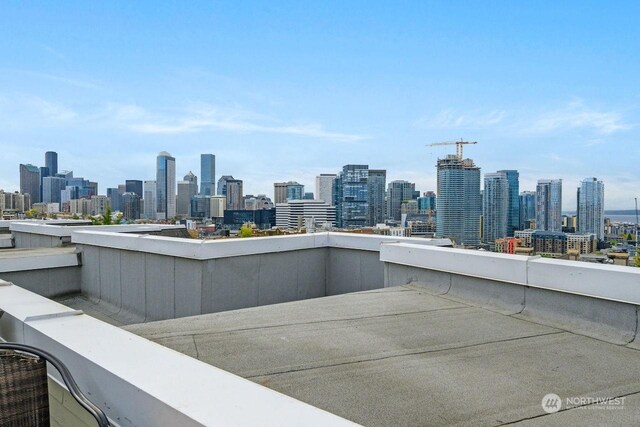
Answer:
[156,151,176,220]
[143,180,157,219]
[177,172,198,217]
[315,174,337,205]
[125,180,143,197]
[122,192,141,220]
[418,191,437,213]
[536,179,562,232]
[273,182,289,204]
[225,179,244,210]
[42,176,65,204]
[368,170,386,225]
[19,164,41,204]
[436,155,481,246]
[217,175,235,197]
[45,151,58,177]
[200,154,216,196]
[386,180,416,222]
[483,172,509,245]
[286,182,304,201]
[497,170,519,236]
[519,191,536,229]
[577,177,604,240]
[334,164,369,228]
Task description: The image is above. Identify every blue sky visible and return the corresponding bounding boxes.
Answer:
[1,1,638,208]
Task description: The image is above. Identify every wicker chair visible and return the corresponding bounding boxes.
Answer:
[0,343,110,427]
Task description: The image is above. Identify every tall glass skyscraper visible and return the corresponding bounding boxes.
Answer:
[334,164,369,228]
[386,180,416,222]
[42,176,65,204]
[286,183,304,201]
[577,177,604,240]
[497,170,519,236]
[45,151,58,177]
[368,170,386,225]
[483,172,509,245]
[519,191,536,229]
[418,191,437,213]
[200,154,216,196]
[436,155,481,246]
[536,179,562,232]
[19,164,41,204]
[156,151,176,220]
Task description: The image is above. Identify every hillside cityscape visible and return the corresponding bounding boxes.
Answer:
[4,142,638,266]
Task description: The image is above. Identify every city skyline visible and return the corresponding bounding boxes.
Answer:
[1,2,639,209]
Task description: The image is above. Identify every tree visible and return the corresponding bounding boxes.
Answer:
[635,255,640,268]
[239,226,252,238]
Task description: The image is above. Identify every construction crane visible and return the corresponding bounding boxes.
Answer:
[426,138,478,160]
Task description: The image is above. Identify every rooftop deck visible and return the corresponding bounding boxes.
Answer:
[126,284,640,426]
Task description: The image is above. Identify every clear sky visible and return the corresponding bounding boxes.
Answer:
[1,1,638,209]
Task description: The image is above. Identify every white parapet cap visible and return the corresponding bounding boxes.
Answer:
[0,248,79,273]
[0,282,357,426]
[9,222,185,237]
[70,230,453,260]
[380,243,640,306]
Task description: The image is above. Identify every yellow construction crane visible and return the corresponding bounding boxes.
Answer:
[426,138,478,159]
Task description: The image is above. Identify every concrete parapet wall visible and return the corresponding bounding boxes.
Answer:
[382,243,640,345]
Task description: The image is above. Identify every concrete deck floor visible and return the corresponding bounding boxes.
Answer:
[123,285,640,426]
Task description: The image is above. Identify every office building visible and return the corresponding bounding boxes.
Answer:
[200,154,216,196]
[387,180,416,222]
[418,191,437,213]
[210,196,226,218]
[143,180,157,219]
[536,179,562,232]
[519,191,536,230]
[497,170,519,236]
[225,179,244,210]
[122,192,141,220]
[217,175,235,197]
[315,174,337,205]
[275,200,337,230]
[223,209,276,229]
[45,151,58,176]
[436,155,482,246]
[286,182,304,201]
[368,169,386,225]
[244,195,274,211]
[304,192,314,200]
[156,151,176,220]
[125,180,143,197]
[42,176,65,204]
[19,164,41,204]
[334,164,369,228]
[577,177,604,241]
[107,188,122,212]
[177,172,198,217]
[483,172,509,245]
[273,182,289,204]
[90,195,110,216]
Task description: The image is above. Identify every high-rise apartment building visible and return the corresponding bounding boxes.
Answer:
[368,170,386,225]
[156,151,176,220]
[177,172,198,217]
[334,165,369,228]
[519,191,536,230]
[200,154,216,196]
[19,164,41,204]
[483,172,509,245]
[386,180,416,222]
[42,176,65,204]
[497,170,519,236]
[90,195,110,216]
[225,179,244,210]
[435,155,481,246]
[577,177,604,240]
[536,179,562,232]
[315,174,337,205]
[45,151,58,177]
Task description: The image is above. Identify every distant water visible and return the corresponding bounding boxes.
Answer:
[606,215,638,224]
